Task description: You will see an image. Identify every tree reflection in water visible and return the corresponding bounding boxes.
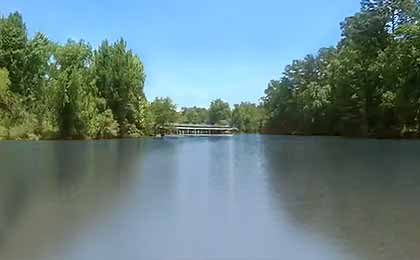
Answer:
[1,137,420,260]
[0,140,149,260]
[262,136,420,260]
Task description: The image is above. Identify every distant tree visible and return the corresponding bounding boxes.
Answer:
[208,99,231,125]
[149,97,178,133]
[232,102,264,133]
[180,106,208,124]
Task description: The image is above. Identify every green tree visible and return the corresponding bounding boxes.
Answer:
[52,40,96,138]
[0,13,52,97]
[361,0,417,33]
[263,48,336,134]
[208,99,231,125]
[232,102,264,133]
[0,67,15,138]
[0,67,36,139]
[179,106,209,124]
[24,32,52,98]
[263,79,295,132]
[0,12,28,95]
[262,0,420,137]
[149,97,178,134]
[374,23,420,135]
[0,68,11,111]
[94,39,147,137]
[0,11,154,140]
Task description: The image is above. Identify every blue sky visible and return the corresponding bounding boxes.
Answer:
[3,0,360,108]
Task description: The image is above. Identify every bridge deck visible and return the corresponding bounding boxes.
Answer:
[169,124,237,136]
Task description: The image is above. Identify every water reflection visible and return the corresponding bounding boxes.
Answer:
[1,136,420,260]
[0,140,148,260]
[262,136,420,260]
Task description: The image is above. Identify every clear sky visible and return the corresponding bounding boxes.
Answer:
[3,0,361,108]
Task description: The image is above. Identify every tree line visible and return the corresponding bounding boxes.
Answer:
[5,1,420,139]
[149,97,265,133]
[0,11,264,139]
[0,12,150,139]
[262,0,420,138]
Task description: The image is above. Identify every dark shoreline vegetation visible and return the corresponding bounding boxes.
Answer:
[2,0,420,140]
[263,0,420,139]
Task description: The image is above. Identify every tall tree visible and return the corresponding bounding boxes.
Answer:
[52,40,95,138]
[24,32,51,99]
[94,39,147,136]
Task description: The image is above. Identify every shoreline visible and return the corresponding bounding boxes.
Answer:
[261,132,420,140]
[2,133,420,141]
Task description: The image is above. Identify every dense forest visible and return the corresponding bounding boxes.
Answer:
[0,12,150,139]
[3,0,420,140]
[262,0,420,138]
[0,12,263,140]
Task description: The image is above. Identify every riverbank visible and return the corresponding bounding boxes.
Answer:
[260,128,420,140]
[0,128,153,141]
[3,132,420,141]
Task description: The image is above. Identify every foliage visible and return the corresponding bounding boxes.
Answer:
[51,40,95,138]
[0,68,11,103]
[179,106,209,124]
[231,102,264,133]
[94,109,120,139]
[0,67,40,140]
[94,39,147,137]
[149,97,178,134]
[262,0,420,138]
[208,99,231,125]
[0,12,28,95]
[0,67,12,138]
[0,12,149,140]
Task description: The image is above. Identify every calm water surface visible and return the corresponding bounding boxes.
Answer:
[1,135,420,260]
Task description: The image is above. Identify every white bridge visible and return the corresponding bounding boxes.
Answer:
[169,123,238,136]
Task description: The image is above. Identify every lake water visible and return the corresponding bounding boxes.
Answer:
[1,135,420,260]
